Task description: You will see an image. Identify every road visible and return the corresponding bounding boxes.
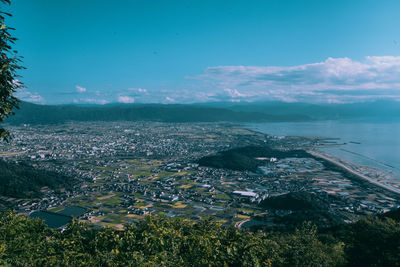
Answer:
[235,219,250,228]
[308,150,400,196]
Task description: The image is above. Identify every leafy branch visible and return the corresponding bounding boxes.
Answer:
[0,0,24,141]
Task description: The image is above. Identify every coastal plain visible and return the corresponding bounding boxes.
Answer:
[0,122,398,229]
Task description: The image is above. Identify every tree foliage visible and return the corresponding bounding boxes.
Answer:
[2,211,400,266]
[339,216,400,267]
[0,0,23,140]
[0,213,346,267]
[0,159,77,198]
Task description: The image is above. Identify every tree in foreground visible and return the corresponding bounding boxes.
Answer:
[0,213,347,267]
[0,0,23,140]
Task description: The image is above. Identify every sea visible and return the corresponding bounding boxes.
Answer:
[244,119,400,179]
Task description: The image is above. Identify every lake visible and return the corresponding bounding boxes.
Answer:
[30,211,71,229]
[245,119,400,179]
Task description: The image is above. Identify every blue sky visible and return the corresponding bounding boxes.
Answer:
[6,0,400,104]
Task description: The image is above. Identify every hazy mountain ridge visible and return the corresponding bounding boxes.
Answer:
[207,100,400,120]
[5,102,311,125]
[5,100,400,125]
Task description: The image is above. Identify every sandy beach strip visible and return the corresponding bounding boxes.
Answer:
[307,150,400,196]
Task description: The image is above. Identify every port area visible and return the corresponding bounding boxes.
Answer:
[308,150,400,195]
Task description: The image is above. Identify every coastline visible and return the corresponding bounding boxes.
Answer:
[308,150,400,196]
[240,123,400,197]
[243,120,400,178]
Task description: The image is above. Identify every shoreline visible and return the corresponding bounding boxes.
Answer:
[308,150,400,196]
[240,123,400,197]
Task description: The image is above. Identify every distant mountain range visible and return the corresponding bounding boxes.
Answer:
[4,101,310,125]
[4,100,400,125]
[201,99,400,120]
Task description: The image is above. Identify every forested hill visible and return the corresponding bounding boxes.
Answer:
[0,160,77,210]
[5,102,310,124]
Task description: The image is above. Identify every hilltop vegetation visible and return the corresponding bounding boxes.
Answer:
[0,213,345,267]
[260,191,331,211]
[258,192,345,230]
[0,211,400,266]
[197,146,309,171]
[0,160,76,210]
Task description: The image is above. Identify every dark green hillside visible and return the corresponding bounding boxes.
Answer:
[0,160,76,200]
[258,192,344,230]
[259,191,331,211]
[198,150,262,171]
[5,102,312,125]
[197,146,309,171]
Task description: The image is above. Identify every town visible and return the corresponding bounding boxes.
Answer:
[0,121,399,229]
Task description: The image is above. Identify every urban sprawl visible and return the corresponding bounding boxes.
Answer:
[1,122,399,229]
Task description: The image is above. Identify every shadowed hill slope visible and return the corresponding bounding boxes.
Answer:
[197,145,309,171]
[0,160,77,210]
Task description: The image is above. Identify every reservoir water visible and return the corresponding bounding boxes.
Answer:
[30,211,71,228]
[245,119,400,179]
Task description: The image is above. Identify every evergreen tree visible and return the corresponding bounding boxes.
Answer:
[0,0,23,140]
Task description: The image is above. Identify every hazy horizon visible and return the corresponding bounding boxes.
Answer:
[16,98,400,107]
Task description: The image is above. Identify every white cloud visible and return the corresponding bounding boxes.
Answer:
[84,98,109,105]
[52,57,400,104]
[15,89,45,104]
[127,88,148,94]
[223,88,247,98]
[165,97,175,103]
[76,85,86,93]
[118,96,135,103]
[190,56,400,103]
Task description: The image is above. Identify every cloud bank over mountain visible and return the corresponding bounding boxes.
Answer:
[191,56,400,103]
[17,57,400,104]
